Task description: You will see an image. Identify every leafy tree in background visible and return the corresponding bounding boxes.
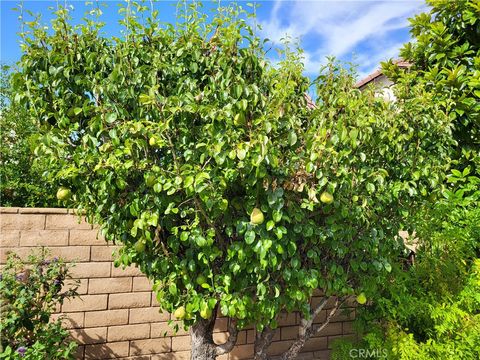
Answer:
[332,2,480,359]
[0,65,57,207]
[331,168,480,360]
[383,0,480,168]
[11,2,454,359]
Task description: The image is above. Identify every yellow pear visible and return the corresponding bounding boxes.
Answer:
[173,306,186,320]
[200,307,212,319]
[250,208,264,225]
[320,192,334,204]
[356,293,367,305]
[56,187,72,201]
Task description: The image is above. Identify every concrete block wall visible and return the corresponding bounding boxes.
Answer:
[0,208,356,359]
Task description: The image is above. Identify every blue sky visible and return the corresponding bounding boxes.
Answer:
[1,0,426,80]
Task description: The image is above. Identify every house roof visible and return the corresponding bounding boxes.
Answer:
[305,93,316,109]
[355,60,411,89]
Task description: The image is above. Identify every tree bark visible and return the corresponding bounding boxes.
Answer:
[279,296,345,360]
[253,326,276,360]
[190,318,217,360]
[216,319,239,356]
[190,316,239,360]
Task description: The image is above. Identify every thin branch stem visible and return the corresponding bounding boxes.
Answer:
[215,318,239,355]
[279,296,346,360]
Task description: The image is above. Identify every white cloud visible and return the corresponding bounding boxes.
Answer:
[258,0,426,76]
[323,2,420,56]
[355,40,407,79]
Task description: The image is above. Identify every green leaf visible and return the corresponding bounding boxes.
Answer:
[366,183,375,193]
[184,176,194,188]
[190,62,198,73]
[237,148,246,160]
[288,131,297,146]
[180,232,189,242]
[266,220,275,231]
[245,229,256,244]
[106,112,117,123]
[169,283,177,296]
[139,94,152,104]
[272,210,282,222]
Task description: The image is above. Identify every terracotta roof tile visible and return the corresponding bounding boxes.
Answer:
[304,93,316,109]
[355,59,411,89]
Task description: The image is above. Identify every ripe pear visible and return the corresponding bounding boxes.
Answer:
[356,292,367,305]
[56,187,72,201]
[173,306,186,320]
[149,136,159,147]
[200,307,212,319]
[320,192,334,204]
[250,207,264,225]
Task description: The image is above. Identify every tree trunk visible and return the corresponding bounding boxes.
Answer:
[190,315,239,360]
[190,318,217,360]
[253,326,276,360]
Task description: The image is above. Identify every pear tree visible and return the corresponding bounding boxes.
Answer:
[12,2,453,359]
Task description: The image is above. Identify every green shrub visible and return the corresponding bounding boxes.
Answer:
[333,260,480,360]
[331,170,480,360]
[0,65,58,207]
[0,250,79,359]
[333,1,480,357]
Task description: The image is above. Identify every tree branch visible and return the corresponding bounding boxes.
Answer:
[253,326,276,360]
[299,296,328,337]
[153,225,169,257]
[280,296,345,360]
[312,300,341,336]
[215,318,239,355]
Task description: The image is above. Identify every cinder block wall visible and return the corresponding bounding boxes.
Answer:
[0,208,356,360]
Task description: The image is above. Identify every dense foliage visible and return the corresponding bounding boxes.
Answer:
[11,2,455,358]
[333,1,480,359]
[0,66,58,207]
[332,171,480,360]
[0,250,78,359]
[383,0,480,165]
